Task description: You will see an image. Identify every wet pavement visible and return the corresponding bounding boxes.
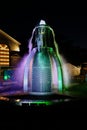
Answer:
[0,82,87,98]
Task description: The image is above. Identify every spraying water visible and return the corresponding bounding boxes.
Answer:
[15,20,71,94]
[61,55,71,88]
[23,20,63,94]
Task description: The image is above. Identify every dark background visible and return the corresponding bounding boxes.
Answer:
[1,1,87,65]
[1,1,87,123]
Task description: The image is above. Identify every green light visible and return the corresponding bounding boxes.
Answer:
[16,100,54,106]
[4,74,10,80]
[4,75,8,80]
[58,66,63,91]
[49,47,53,53]
[55,43,64,92]
[3,70,14,81]
[31,101,52,106]
[4,75,10,80]
[49,46,63,92]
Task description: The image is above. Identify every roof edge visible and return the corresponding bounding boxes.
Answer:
[0,29,21,45]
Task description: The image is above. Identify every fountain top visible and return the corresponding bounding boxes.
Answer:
[39,20,46,25]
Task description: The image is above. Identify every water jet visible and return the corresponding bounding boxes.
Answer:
[22,20,64,94]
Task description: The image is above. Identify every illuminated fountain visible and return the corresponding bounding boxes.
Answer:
[22,20,64,94]
[13,19,71,97]
[0,20,71,106]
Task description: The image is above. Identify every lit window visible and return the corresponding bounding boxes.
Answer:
[0,44,9,66]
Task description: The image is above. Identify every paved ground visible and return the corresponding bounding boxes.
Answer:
[0,82,87,98]
[64,82,87,98]
[0,81,87,98]
[0,85,23,96]
[0,82,87,121]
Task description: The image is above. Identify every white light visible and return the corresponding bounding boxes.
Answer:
[39,20,46,25]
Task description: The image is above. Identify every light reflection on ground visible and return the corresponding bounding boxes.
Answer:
[0,82,87,100]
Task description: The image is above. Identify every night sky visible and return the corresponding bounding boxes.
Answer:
[0,1,87,65]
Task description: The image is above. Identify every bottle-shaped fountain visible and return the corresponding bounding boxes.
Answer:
[23,20,64,94]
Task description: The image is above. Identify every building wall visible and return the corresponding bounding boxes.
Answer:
[0,30,21,85]
[0,29,21,67]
